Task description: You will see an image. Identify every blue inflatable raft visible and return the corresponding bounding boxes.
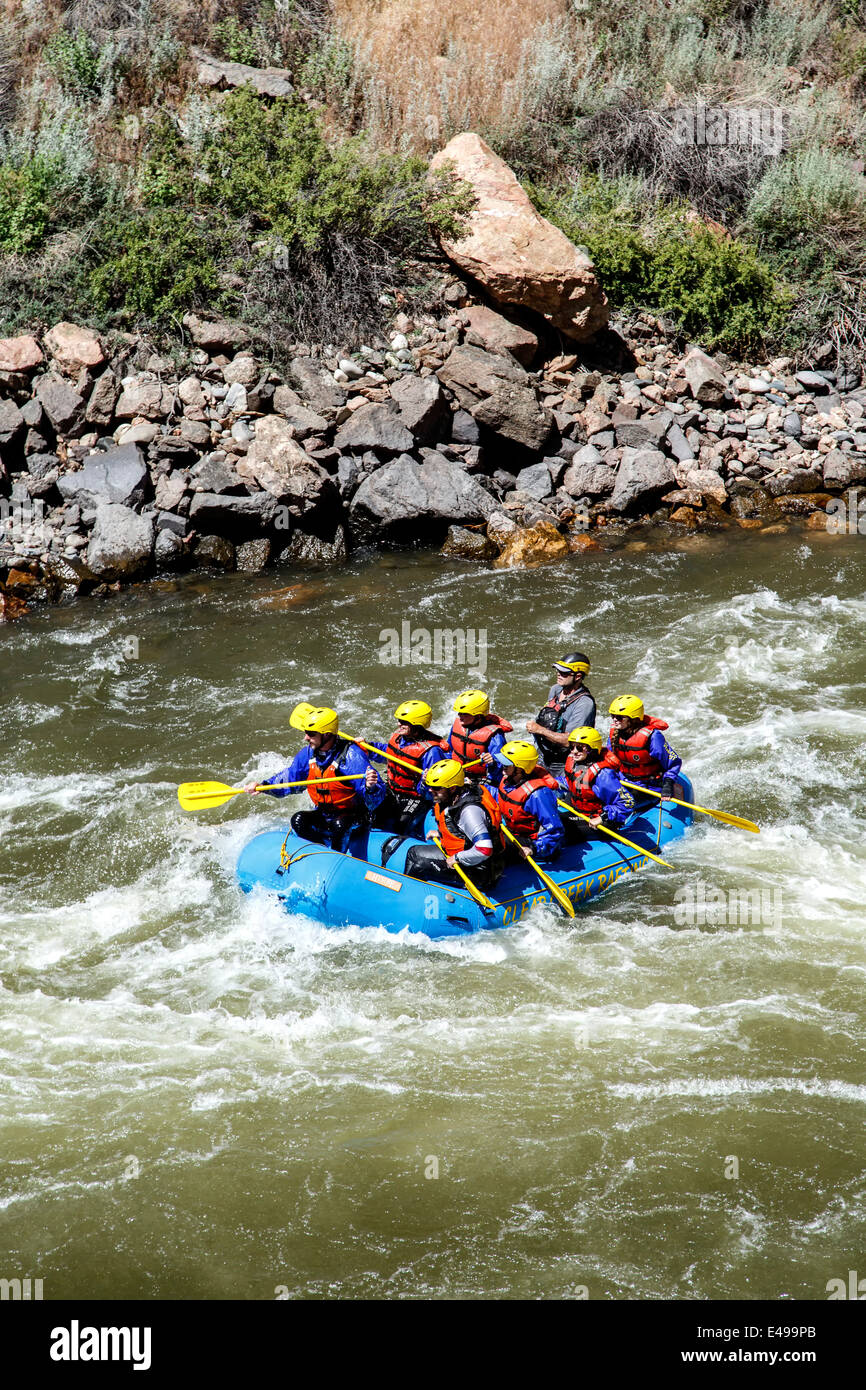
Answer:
[236,778,695,938]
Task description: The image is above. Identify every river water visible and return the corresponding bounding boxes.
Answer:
[2,527,865,1300]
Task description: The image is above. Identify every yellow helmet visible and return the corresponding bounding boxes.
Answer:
[553,651,590,675]
[300,705,340,735]
[609,695,644,720]
[394,699,432,727]
[425,759,465,789]
[453,689,489,716]
[498,739,539,774]
[568,725,603,751]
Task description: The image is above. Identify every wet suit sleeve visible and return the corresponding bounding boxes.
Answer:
[454,802,495,869]
[342,743,386,811]
[526,786,563,862]
[648,730,682,782]
[418,744,448,801]
[259,747,310,796]
[594,768,635,828]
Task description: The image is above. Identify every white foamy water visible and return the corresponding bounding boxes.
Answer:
[1,536,865,1299]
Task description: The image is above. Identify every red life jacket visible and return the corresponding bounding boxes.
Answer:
[564,757,605,815]
[496,769,560,838]
[434,785,504,858]
[609,716,669,782]
[306,740,361,812]
[449,713,513,767]
[385,729,448,796]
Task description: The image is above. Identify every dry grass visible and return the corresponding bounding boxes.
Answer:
[333,0,571,152]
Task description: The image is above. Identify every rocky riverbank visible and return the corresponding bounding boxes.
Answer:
[1,301,864,619]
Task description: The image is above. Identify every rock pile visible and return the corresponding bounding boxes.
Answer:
[1,302,864,612]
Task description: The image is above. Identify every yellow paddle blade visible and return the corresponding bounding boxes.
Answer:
[620,782,760,834]
[178,780,243,811]
[500,824,575,917]
[289,701,317,731]
[431,835,496,912]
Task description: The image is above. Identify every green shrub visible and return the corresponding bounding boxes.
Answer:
[44,28,124,102]
[213,16,281,68]
[0,158,56,253]
[746,148,866,244]
[89,208,222,322]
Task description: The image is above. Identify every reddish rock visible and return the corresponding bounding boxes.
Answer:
[0,334,43,373]
[45,322,105,373]
[429,133,608,341]
[462,305,538,365]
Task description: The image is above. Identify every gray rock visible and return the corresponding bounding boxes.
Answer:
[681,349,727,405]
[436,343,528,406]
[337,455,359,495]
[288,357,346,413]
[390,373,447,441]
[440,525,498,561]
[26,451,60,481]
[191,45,293,99]
[0,398,25,444]
[562,458,615,498]
[21,398,44,428]
[609,449,675,512]
[822,450,866,488]
[195,534,236,569]
[57,443,149,510]
[763,468,823,497]
[451,409,480,444]
[179,418,212,447]
[223,381,247,413]
[189,491,278,531]
[272,385,329,438]
[157,511,187,536]
[276,526,347,567]
[154,528,183,567]
[86,504,154,579]
[236,537,272,572]
[222,355,260,387]
[350,452,495,531]
[795,371,830,393]
[472,384,552,451]
[515,462,555,500]
[612,409,672,450]
[783,413,802,437]
[333,402,415,454]
[189,454,246,494]
[34,374,84,432]
[86,370,118,426]
[666,421,695,462]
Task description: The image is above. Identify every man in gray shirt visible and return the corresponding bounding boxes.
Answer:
[525,652,596,770]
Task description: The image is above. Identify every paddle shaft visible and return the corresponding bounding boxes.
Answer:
[346,735,481,777]
[431,835,495,911]
[500,823,575,917]
[556,799,672,869]
[182,773,365,804]
[619,780,759,833]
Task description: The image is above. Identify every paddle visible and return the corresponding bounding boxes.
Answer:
[178,775,364,811]
[429,834,496,912]
[556,799,673,869]
[620,781,760,834]
[500,823,575,917]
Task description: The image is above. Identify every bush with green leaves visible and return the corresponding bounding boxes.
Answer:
[44,28,125,102]
[89,208,223,322]
[0,158,56,253]
[213,16,282,68]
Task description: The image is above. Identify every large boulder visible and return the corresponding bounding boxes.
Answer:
[181,313,250,353]
[822,449,866,488]
[493,519,569,569]
[350,452,495,533]
[562,447,615,498]
[115,377,175,420]
[57,443,149,509]
[681,349,727,405]
[191,45,294,99]
[333,401,415,454]
[86,504,154,579]
[44,322,104,373]
[429,132,608,341]
[189,491,279,532]
[271,385,329,439]
[609,449,675,512]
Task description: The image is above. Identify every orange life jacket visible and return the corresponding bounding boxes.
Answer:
[564,750,621,813]
[609,716,669,782]
[306,740,361,812]
[496,769,560,838]
[386,729,448,796]
[449,713,513,767]
[434,785,504,858]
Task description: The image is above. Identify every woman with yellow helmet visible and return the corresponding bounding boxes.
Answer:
[365,699,451,836]
[447,690,513,779]
[491,740,564,863]
[559,726,635,840]
[607,695,682,802]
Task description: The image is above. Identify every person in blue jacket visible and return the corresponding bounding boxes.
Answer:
[364,698,450,836]
[606,695,683,805]
[245,704,385,852]
[491,740,564,864]
[558,726,635,841]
